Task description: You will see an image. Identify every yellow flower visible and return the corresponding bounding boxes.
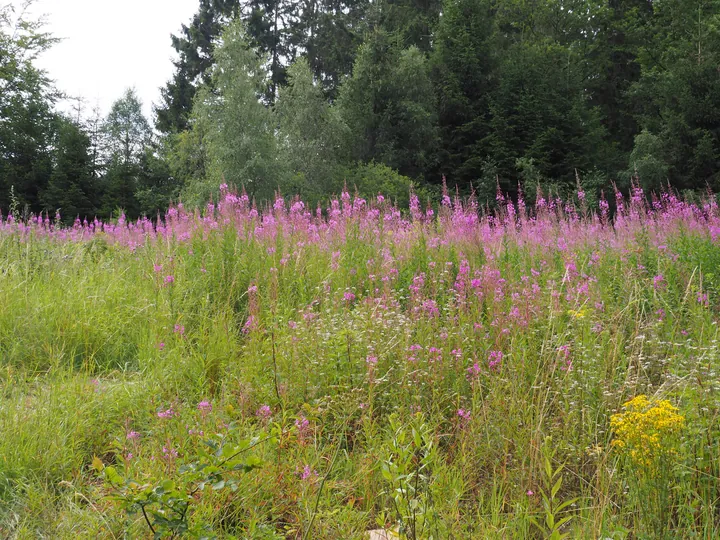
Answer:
[610,395,685,472]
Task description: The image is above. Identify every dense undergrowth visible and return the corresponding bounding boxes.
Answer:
[1,185,720,538]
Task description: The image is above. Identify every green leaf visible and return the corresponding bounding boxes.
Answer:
[551,475,563,499]
[104,466,123,485]
[555,498,579,513]
[91,456,105,472]
[161,480,175,492]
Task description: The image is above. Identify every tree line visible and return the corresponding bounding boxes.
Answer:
[2,0,720,221]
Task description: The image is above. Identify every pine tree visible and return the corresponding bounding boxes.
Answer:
[629,0,720,191]
[155,0,240,134]
[0,3,58,212]
[100,89,152,218]
[430,0,496,191]
[41,118,96,221]
[339,30,439,180]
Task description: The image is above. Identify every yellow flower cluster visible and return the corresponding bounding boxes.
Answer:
[610,395,685,470]
[567,308,587,320]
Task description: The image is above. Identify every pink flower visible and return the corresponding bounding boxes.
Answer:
[422,300,439,318]
[197,400,212,414]
[527,490,534,496]
[295,415,310,432]
[653,274,666,291]
[488,351,503,370]
[366,355,378,367]
[256,405,272,421]
[162,446,178,459]
[457,409,471,424]
[126,431,140,440]
[243,315,257,334]
[153,264,163,273]
[158,342,165,350]
[157,408,175,419]
[298,464,317,480]
[466,362,481,380]
[174,324,185,335]
[164,275,175,285]
[344,291,356,302]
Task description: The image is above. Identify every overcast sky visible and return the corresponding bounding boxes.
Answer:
[18,0,199,120]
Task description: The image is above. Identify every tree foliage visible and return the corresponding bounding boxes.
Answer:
[339,30,439,180]
[6,0,720,219]
[0,2,58,212]
[192,20,282,202]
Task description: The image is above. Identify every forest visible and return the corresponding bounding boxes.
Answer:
[2,0,720,220]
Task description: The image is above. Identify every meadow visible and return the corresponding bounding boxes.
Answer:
[1,184,719,539]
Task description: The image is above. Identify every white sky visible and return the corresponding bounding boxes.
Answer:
[18,0,200,121]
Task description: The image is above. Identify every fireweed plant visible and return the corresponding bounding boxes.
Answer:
[0,182,719,537]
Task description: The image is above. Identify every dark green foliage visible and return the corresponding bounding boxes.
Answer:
[430,0,496,191]
[155,0,241,134]
[587,1,653,161]
[242,0,299,102]
[8,0,720,218]
[135,146,178,218]
[628,0,720,192]
[374,0,442,52]
[98,89,155,219]
[339,30,439,181]
[295,0,370,99]
[100,159,140,220]
[0,3,58,213]
[483,41,609,193]
[41,118,97,221]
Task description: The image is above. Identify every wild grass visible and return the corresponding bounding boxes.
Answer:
[1,185,720,538]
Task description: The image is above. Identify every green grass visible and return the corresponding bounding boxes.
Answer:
[0,218,719,539]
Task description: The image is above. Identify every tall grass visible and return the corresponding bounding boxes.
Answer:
[1,184,719,538]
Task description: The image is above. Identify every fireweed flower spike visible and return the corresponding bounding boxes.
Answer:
[157,408,175,419]
[256,405,272,421]
[197,400,212,414]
